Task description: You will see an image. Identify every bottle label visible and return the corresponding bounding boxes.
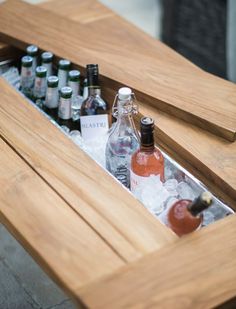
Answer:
[80,114,109,140]
[45,87,59,108]
[58,97,71,119]
[114,165,129,187]
[20,67,34,89]
[130,170,161,194]
[68,80,79,97]
[33,77,47,98]
[58,69,68,89]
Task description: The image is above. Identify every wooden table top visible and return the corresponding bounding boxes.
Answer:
[0,0,236,308]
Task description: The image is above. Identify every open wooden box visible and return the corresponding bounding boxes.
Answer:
[1,0,236,308]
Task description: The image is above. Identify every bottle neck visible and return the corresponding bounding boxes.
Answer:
[88,87,101,96]
[187,196,210,217]
[140,130,155,152]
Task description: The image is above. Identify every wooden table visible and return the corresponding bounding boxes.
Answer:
[0,0,236,308]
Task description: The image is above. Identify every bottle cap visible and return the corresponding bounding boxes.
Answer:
[60,86,72,99]
[118,87,132,100]
[86,64,99,75]
[140,117,154,131]
[68,70,80,82]
[26,45,38,57]
[58,59,71,70]
[187,191,213,216]
[47,76,59,87]
[41,52,53,63]
[21,55,33,68]
[35,66,47,78]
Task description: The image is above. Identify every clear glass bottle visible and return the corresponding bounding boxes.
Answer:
[20,55,34,98]
[58,86,73,130]
[106,87,139,188]
[26,45,38,73]
[167,192,213,236]
[33,66,47,107]
[43,75,59,119]
[41,51,53,77]
[80,64,110,140]
[68,70,82,131]
[58,59,71,89]
[130,117,165,193]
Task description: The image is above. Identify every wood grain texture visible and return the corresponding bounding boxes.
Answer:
[0,0,236,141]
[0,78,176,263]
[79,214,236,309]
[0,137,124,304]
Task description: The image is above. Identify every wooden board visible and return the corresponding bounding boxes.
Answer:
[0,78,176,263]
[0,0,236,141]
[0,137,124,304]
[79,214,236,309]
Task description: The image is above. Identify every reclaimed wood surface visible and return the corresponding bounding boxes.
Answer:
[0,77,176,263]
[0,137,124,304]
[0,0,236,141]
[79,214,236,309]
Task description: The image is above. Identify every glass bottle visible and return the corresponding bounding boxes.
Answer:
[68,70,82,131]
[58,86,72,130]
[106,87,139,188]
[32,66,47,107]
[58,59,71,90]
[130,117,164,194]
[41,51,53,77]
[80,64,110,140]
[167,192,213,236]
[20,55,34,98]
[26,45,38,73]
[43,76,59,119]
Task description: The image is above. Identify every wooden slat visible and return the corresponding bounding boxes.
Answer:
[0,137,124,304]
[0,0,236,141]
[0,78,176,263]
[79,215,236,309]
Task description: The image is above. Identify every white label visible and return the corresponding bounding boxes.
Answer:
[130,170,161,195]
[68,80,79,97]
[33,77,47,98]
[45,87,59,108]
[58,97,71,119]
[58,69,67,89]
[20,67,34,89]
[80,114,109,140]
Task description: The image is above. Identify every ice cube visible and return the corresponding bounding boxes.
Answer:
[176,181,196,200]
[164,179,178,197]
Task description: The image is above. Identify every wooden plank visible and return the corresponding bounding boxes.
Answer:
[79,214,236,309]
[0,137,124,304]
[0,78,176,262]
[0,1,236,141]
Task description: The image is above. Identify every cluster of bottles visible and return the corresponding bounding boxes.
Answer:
[19,45,213,237]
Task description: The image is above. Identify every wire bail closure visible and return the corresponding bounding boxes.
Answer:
[112,92,138,118]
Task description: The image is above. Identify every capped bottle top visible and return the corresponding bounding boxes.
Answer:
[58,59,71,70]
[47,75,59,87]
[26,45,38,57]
[187,192,213,216]
[60,86,72,99]
[140,117,154,131]
[35,66,47,78]
[41,52,53,63]
[21,55,33,67]
[68,70,80,82]
[86,64,99,74]
[118,87,132,100]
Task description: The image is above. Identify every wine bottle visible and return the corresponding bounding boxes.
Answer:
[106,87,140,188]
[167,192,213,236]
[80,64,110,140]
[43,76,59,119]
[58,86,73,130]
[130,117,164,193]
[68,70,82,131]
